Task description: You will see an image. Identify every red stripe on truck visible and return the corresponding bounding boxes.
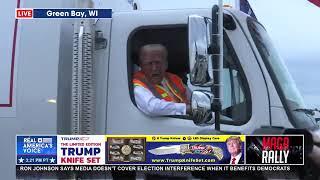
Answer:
[0,0,20,107]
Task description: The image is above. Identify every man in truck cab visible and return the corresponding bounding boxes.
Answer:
[133,44,191,116]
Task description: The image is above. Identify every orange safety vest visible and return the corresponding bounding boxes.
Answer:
[133,71,188,103]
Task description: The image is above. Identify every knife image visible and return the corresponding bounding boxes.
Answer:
[148,144,224,160]
[148,145,181,155]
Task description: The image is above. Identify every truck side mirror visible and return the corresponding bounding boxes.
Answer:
[188,15,213,87]
[191,90,214,126]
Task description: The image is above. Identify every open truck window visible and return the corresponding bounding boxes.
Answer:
[127,25,191,118]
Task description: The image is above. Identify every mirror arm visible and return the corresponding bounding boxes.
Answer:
[207,44,219,55]
[211,5,220,55]
[211,101,222,114]
[211,4,223,130]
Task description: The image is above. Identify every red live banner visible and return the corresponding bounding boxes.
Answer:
[15,8,33,19]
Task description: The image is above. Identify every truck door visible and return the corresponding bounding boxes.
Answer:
[106,10,223,135]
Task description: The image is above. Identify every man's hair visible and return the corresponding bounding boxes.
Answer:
[226,136,242,144]
[138,44,168,65]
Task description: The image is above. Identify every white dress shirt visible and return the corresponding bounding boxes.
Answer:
[134,85,187,116]
[230,153,242,164]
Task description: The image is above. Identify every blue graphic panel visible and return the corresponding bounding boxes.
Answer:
[16,136,57,164]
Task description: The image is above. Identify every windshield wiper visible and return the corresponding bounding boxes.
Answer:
[293,108,320,116]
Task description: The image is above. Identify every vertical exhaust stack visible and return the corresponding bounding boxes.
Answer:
[71,0,96,135]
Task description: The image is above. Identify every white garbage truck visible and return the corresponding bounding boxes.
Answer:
[0,0,319,179]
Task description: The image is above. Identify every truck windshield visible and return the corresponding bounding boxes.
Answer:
[247,18,317,128]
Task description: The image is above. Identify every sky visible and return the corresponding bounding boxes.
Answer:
[249,0,320,108]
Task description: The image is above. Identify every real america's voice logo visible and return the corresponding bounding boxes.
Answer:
[16,136,57,165]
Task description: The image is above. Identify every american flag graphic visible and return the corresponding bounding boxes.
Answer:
[42,138,52,143]
[309,0,320,7]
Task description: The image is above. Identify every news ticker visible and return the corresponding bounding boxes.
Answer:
[18,164,304,179]
[16,135,304,168]
[16,164,293,172]
[15,8,112,19]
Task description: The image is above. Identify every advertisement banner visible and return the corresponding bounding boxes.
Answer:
[16,134,304,178]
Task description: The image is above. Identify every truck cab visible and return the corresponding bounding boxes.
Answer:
[56,1,318,135]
